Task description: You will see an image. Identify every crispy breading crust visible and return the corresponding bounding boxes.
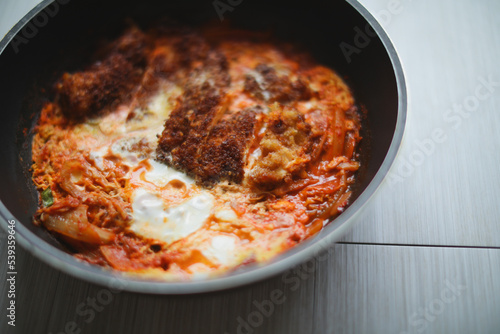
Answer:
[244,64,312,103]
[155,47,239,185]
[56,27,150,118]
[247,104,316,190]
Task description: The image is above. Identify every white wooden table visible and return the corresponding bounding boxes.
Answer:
[1,0,499,333]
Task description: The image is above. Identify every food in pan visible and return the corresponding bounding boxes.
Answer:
[31,24,362,280]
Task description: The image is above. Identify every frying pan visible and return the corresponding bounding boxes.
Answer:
[0,0,406,294]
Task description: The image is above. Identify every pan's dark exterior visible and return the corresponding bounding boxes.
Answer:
[0,0,406,294]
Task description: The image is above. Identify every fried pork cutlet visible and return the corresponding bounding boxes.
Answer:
[31,24,362,280]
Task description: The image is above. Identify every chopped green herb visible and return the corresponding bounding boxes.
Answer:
[42,188,54,207]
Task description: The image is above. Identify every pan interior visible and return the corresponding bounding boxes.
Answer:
[0,0,401,292]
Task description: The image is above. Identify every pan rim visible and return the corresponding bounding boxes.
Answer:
[0,0,407,295]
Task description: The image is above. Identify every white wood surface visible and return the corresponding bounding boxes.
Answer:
[1,242,499,333]
[1,0,500,333]
[339,0,500,247]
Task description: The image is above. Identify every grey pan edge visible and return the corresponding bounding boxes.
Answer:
[0,0,407,295]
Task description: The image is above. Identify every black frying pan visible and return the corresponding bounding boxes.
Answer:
[0,0,406,294]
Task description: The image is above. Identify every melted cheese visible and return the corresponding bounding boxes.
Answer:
[130,189,213,245]
[86,102,214,248]
[144,160,194,187]
[201,235,239,266]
